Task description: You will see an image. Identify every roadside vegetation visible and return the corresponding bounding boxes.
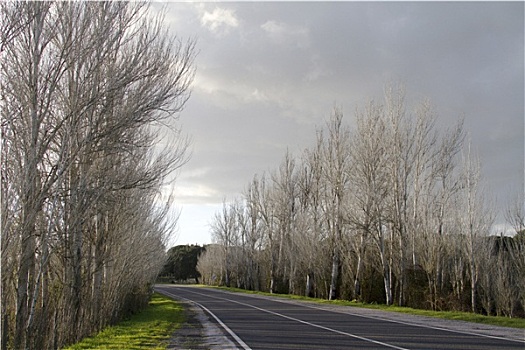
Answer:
[64,293,184,350]
[1,2,195,349]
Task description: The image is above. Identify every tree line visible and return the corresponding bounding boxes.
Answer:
[199,86,525,318]
[1,3,195,349]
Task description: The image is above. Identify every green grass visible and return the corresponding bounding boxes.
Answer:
[64,293,184,350]
[209,286,525,329]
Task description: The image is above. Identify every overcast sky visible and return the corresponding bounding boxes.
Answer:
[155,2,524,246]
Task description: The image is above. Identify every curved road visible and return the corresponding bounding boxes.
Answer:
[155,285,524,350]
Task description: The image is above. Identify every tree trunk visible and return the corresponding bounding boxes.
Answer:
[15,206,37,350]
[92,212,105,329]
[384,270,393,306]
[470,255,476,313]
[329,248,339,300]
[354,233,365,300]
[305,271,314,297]
[398,232,406,306]
[378,225,393,306]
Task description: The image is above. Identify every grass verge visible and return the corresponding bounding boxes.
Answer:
[209,286,525,329]
[64,292,184,350]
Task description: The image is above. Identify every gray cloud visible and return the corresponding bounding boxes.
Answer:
[161,2,523,244]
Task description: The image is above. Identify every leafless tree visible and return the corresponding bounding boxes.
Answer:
[270,151,300,293]
[321,109,351,300]
[493,245,519,317]
[505,194,525,312]
[210,200,240,287]
[347,100,389,302]
[242,176,265,290]
[197,245,225,286]
[254,174,280,293]
[1,2,195,348]
[458,141,493,313]
[298,139,327,297]
[506,192,525,235]
[197,85,519,318]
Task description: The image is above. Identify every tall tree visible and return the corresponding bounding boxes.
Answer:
[348,100,390,302]
[321,109,351,300]
[459,141,493,313]
[271,151,299,293]
[1,2,195,348]
[505,195,525,310]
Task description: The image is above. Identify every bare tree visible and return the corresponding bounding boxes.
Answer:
[270,151,300,293]
[242,176,265,290]
[347,100,389,302]
[195,86,519,317]
[505,194,525,312]
[421,116,465,310]
[320,108,351,300]
[298,139,326,297]
[254,174,280,293]
[210,200,240,287]
[493,243,519,317]
[1,2,195,348]
[197,245,225,286]
[506,192,525,235]
[477,236,496,315]
[459,141,493,313]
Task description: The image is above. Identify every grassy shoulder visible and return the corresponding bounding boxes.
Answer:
[64,293,184,350]
[209,286,525,329]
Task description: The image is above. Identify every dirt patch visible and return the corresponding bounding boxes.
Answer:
[167,300,239,350]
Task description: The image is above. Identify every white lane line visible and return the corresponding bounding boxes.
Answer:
[182,288,409,350]
[156,288,251,350]
[249,294,525,344]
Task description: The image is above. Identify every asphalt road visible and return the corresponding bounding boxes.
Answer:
[155,285,525,350]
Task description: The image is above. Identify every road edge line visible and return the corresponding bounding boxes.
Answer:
[156,288,251,350]
[182,288,409,350]
[210,288,525,344]
[267,296,525,344]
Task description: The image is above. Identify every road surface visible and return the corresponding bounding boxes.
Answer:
[155,285,525,350]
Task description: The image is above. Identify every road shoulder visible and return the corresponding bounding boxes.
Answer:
[165,296,240,349]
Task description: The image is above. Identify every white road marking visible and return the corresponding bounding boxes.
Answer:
[243,293,525,344]
[157,288,251,350]
[179,288,410,350]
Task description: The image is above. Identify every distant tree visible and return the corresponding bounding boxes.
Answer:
[197,244,224,286]
[162,245,205,283]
